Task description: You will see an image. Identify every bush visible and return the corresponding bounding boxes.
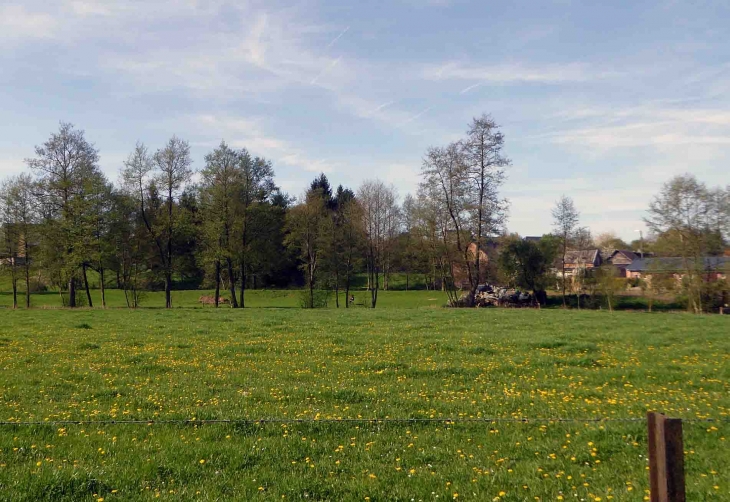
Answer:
[627,277,642,288]
[298,289,330,309]
[61,292,87,307]
[27,279,48,293]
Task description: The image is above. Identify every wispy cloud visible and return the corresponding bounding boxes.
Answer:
[0,4,56,40]
[535,106,730,149]
[191,114,336,175]
[423,61,612,84]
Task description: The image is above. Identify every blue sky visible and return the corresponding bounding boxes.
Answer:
[1,0,729,240]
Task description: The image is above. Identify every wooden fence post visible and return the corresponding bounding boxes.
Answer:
[647,412,686,502]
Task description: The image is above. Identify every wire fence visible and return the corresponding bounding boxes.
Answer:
[1,416,728,427]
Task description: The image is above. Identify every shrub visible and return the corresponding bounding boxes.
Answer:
[298,289,330,308]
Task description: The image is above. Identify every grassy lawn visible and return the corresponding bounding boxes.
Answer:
[0,308,728,500]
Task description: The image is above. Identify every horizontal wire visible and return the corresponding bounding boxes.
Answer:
[0,417,727,426]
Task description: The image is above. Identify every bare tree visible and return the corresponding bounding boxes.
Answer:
[0,180,21,308]
[419,115,510,307]
[400,194,417,290]
[462,114,509,302]
[154,137,193,308]
[120,143,155,307]
[0,175,37,308]
[357,179,399,308]
[552,195,579,308]
[340,196,364,307]
[121,138,193,308]
[645,174,713,313]
[285,191,326,308]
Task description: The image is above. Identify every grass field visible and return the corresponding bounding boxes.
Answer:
[0,308,728,501]
[0,288,449,310]
[0,287,683,312]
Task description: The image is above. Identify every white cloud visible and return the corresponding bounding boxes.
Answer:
[0,157,28,177]
[422,61,608,84]
[279,154,335,174]
[0,4,56,40]
[504,177,656,240]
[537,106,730,149]
[190,114,336,175]
[67,1,117,16]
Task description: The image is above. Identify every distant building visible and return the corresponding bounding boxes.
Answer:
[605,249,640,277]
[626,257,729,281]
[452,242,489,289]
[557,249,602,276]
[0,255,30,267]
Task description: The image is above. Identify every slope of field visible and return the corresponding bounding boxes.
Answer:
[0,309,727,500]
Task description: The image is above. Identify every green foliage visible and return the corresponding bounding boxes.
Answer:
[498,235,558,301]
[297,288,330,309]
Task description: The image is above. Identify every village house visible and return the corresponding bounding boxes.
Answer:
[452,242,490,289]
[604,249,640,277]
[625,257,730,282]
[557,249,602,277]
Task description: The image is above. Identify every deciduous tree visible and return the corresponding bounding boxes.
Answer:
[552,195,579,308]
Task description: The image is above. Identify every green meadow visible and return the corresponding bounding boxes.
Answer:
[0,308,728,501]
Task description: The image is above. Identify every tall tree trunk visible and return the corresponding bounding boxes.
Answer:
[226,257,239,308]
[24,260,30,309]
[371,272,378,308]
[214,260,221,308]
[308,262,315,309]
[165,272,172,308]
[345,274,350,309]
[68,275,77,308]
[335,268,340,308]
[239,259,246,308]
[166,187,174,309]
[82,264,93,308]
[344,247,352,309]
[369,249,379,308]
[11,275,17,309]
[99,266,106,308]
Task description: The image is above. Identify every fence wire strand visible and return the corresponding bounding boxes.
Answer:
[1,416,727,427]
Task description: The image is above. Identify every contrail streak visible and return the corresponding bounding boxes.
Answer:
[460,82,482,94]
[310,56,342,85]
[401,106,432,125]
[369,101,394,115]
[326,26,350,48]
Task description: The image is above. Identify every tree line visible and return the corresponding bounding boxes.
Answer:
[0,116,509,308]
[1,118,728,311]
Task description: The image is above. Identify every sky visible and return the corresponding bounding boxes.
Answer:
[1,0,729,241]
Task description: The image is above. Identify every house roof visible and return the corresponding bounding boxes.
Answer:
[626,257,730,272]
[564,249,601,266]
[608,249,639,262]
